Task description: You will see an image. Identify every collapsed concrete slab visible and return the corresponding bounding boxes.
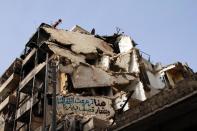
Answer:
[41,26,114,56]
[71,64,136,89]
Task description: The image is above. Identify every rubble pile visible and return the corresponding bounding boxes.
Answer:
[0,23,195,131]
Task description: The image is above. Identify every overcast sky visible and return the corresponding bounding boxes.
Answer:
[0,0,196,75]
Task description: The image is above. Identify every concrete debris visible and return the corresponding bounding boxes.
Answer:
[70,25,91,35]
[83,117,111,131]
[117,36,135,53]
[71,64,135,89]
[41,26,114,56]
[47,42,86,64]
[97,55,110,70]
[0,22,196,131]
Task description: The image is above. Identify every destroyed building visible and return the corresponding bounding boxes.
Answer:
[0,22,197,131]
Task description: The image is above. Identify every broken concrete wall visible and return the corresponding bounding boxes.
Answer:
[146,71,166,89]
[114,92,129,111]
[117,36,135,53]
[131,81,146,101]
[113,49,140,73]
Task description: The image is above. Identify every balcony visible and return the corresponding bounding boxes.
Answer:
[0,73,20,101]
[19,62,46,94]
[0,95,16,112]
[22,48,36,66]
[0,58,21,85]
[16,94,39,121]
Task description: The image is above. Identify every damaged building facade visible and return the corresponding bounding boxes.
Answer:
[0,22,196,131]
